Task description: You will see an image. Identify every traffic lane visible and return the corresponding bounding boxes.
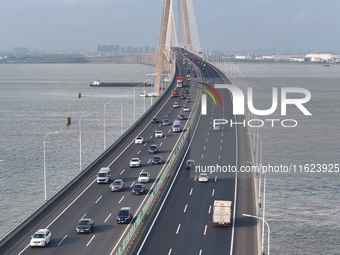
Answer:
[13,95,191,253]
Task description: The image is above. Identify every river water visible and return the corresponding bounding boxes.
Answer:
[1,62,339,255]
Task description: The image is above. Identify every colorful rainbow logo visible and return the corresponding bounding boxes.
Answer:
[198,82,223,106]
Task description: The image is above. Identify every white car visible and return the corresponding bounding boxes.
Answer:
[155,130,163,138]
[138,172,150,183]
[198,173,209,182]
[30,229,52,247]
[173,102,179,108]
[182,105,189,112]
[135,136,144,144]
[129,158,141,168]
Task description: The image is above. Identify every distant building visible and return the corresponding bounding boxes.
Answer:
[305,53,332,62]
[120,47,126,53]
[144,46,150,53]
[14,47,29,55]
[138,47,144,52]
[151,47,156,52]
[97,45,119,52]
[127,46,132,52]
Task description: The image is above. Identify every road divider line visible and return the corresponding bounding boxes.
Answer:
[120,169,125,175]
[208,205,211,214]
[183,204,188,213]
[86,235,95,246]
[189,188,193,195]
[211,189,215,196]
[203,225,207,235]
[104,213,111,223]
[95,196,102,203]
[58,235,67,246]
[176,224,181,234]
[118,196,125,203]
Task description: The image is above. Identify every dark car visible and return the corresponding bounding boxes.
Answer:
[178,113,186,120]
[148,144,159,154]
[186,159,195,169]
[152,155,163,165]
[109,179,124,192]
[117,207,133,224]
[184,89,190,94]
[151,117,159,123]
[132,183,145,195]
[185,97,191,103]
[76,218,94,234]
[162,119,171,126]
[180,94,186,99]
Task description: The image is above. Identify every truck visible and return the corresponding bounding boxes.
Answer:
[176,76,184,88]
[213,200,232,226]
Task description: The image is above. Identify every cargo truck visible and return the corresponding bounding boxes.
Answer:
[176,76,184,88]
[213,200,232,226]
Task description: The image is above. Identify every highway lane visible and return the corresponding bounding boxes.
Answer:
[1,58,200,255]
[135,48,257,255]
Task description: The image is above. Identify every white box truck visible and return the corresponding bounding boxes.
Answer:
[213,200,232,226]
[172,120,181,132]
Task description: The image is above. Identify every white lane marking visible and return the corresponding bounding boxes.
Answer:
[168,249,172,255]
[118,196,125,203]
[215,176,217,182]
[147,159,151,163]
[207,132,209,136]
[206,138,208,142]
[199,250,203,255]
[219,155,221,159]
[189,188,193,195]
[220,146,222,151]
[208,205,211,214]
[221,132,224,136]
[201,154,204,159]
[120,169,125,175]
[143,142,147,146]
[212,189,215,196]
[149,135,152,139]
[176,224,181,234]
[130,181,135,188]
[221,139,223,143]
[81,213,87,219]
[203,225,207,235]
[160,142,163,146]
[58,235,67,246]
[183,204,188,213]
[137,150,141,154]
[104,213,111,223]
[95,196,102,203]
[203,146,206,150]
[86,235,95,246]
[194,175,197,181]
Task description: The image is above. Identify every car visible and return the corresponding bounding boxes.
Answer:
[162,119,171,126]
[152,155,163,165]
[184,89,190,94]
[132,183,145,195]
[76,218,94,234]
[109,179,125,192]
[178,113,186,120]
[138,171,150,183]
[185,97,191,103]
[171,91,178,97]
[148,144,159,154]
[129,158,141,167]
[173,102,180,108]
[155,130,163,138]
[96,167,111,184]
[151,117,159,123]
[180,94,186,99]
[198,173,209,182]
[186,159,195,169]
[135,136,144,144]
[182,105,189,112]
[30,229,52,247]
[117,207,133,224]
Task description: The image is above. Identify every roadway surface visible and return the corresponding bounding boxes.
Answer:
[1,53,199,255]
[135,48,258,255]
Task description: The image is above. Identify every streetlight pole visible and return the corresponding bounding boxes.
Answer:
[103,101,114,150]
[43,131,58,200]
[120,92,130,135]
[79,113,91,171]
[242,214,270,255]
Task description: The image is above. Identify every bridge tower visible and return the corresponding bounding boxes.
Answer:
[154,0,201,95]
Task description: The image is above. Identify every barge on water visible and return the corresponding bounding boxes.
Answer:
[90,80,152,87]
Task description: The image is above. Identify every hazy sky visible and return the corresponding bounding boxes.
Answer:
[1,0,339,53]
